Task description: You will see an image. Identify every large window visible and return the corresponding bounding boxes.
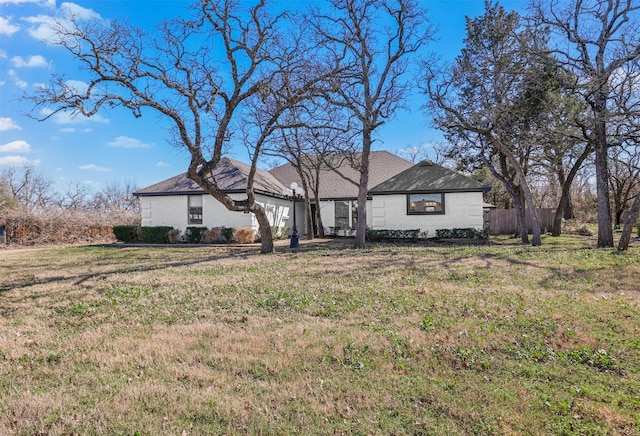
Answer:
[407,193,444,214]
[335,200,357,229]
[188,195,203,224]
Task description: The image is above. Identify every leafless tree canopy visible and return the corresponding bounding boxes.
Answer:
[28,0,339,253]
[308,0,434,248]
[531,0,640,247]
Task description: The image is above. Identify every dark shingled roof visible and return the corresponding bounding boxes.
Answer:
[134,157,286,196]
[369,160,486,194]
[269,151,413,199]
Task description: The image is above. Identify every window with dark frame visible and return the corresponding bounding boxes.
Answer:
[407,193,445,214]
[188,195,203,224]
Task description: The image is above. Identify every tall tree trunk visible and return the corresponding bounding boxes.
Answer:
[314,195,325,238]
[594,94,614,247]
[251,205,274,254]
[552,193,569,237]
[552,144,591,236]
[617,192,640,251]
[514,188,530,244]
[355,129,372,249]
[493,138,541,245]
[305,196,314,240]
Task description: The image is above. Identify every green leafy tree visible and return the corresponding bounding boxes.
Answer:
[423,2,550,245]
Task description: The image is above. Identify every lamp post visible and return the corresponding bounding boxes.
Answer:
[283,182,304,248]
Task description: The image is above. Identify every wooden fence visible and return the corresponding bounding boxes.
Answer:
[485,208,556,235]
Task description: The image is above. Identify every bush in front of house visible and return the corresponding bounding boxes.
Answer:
[113,225,139,242]
[234,228,255,244]
[185,226,207,243]
[367,229,420,242]
[140,226,173,243]
[168,228,182,243]
[435,227,488,239]
[203,228,222,243]
[221,227,235,242]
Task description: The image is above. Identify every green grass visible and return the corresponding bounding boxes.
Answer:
[0,239,639,435]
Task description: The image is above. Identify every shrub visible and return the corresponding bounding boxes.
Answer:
[272,226,288,240]
[234,228,255,244]
[366,229,420,242]
[168,228,182,243]
[576,225,594,236]
[140,226,173,243]
[113,225,139,243]
[221,227,235,242]
[435,227,488,239]
[203,227,223,244]
[185,226,207,243]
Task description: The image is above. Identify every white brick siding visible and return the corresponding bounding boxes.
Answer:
[371,192,484,237]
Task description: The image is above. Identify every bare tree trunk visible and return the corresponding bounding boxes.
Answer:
[314,191,325,238]
[305,196,314,240]
[251,205,274,254]
[594,98,615,248]
[355,130,372,249]
[514,189,530,244]
[552,194,569,237]
[618,192,640,251]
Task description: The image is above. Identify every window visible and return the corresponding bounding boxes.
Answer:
[335,200,357,229]
[407,193,444,214]
[188,195,203,224]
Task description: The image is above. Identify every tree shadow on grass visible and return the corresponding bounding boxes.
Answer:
[0,244,259,296]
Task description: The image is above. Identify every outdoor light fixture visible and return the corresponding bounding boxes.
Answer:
[283,182,305,248]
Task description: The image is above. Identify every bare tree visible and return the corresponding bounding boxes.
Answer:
[617,189,640,250]
[29,0,331,253]
[609,144,640,226]
[532,0,640,247]
[396,141,453,166]
[55,182,92,210]
[309,0,433,248]
[1,166,55,213]
[0,174,19,212]
[90,180,140,214]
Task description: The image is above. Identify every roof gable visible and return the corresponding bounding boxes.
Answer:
[269,151,413,199]
[134,157,286,196]
[369,160,486,193]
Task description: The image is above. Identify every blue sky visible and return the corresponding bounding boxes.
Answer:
[0,0,528,193]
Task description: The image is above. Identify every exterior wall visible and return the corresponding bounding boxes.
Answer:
[371,192,484,237]
[139,193,304,235]
[317,199,373,236]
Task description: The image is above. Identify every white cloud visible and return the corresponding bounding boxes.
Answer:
[107,136,153,149]
[11,54,48,68]
[58,127,93,133]
[59,2,100,20]
[0,117,21,131]
[0,155,40,166]
[0,0,55,6]
[79,164,110,172]
[7,69,28,89]
[40,107,109,125]
[23,2,101,45]
[0,140,31,153]
[0,16,20,35]
[155,161,171,167]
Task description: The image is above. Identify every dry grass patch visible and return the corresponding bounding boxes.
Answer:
[1,240,639,434]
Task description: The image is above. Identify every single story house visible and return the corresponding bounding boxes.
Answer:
[134,151,487,238]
